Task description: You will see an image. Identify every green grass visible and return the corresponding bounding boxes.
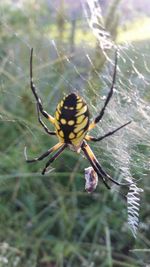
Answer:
[0,1,150,267]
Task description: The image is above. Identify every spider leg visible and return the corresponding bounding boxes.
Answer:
[42,144,67,175]
[30,48,55,124]
[36,104,56,136]
[81,140,110,189]
[93,154,132,186]
[82,140,131,188]
[25,142,63,163]
[93,160,129,186]
[85,121,131,142]
[88,49,118,131]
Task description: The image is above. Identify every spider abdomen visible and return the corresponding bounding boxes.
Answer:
[54,93,90,146]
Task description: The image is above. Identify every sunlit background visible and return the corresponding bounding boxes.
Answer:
[0,0,150,266]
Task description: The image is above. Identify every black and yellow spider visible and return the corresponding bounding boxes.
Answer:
[26,48,131,189]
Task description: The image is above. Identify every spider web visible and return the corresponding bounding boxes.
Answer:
[0,0,149,239]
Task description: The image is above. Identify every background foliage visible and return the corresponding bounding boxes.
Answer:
[0,0,150,266]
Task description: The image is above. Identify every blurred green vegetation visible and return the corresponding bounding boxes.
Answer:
[0,1,150,267]
[117,17,150,43]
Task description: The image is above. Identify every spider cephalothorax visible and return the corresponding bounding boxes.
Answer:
[26,48,131,189]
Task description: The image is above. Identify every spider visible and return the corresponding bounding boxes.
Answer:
[26,48,131,189]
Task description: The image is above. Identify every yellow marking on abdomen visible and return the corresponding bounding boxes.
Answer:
[60,118,67,125]
[55,120,60,130]
[76,115,85,124]
[75,105,87,116]
[55,111,60,121]
[57,103,62,112]
[59,130,64,138]
[69,132,76,139]
[76,129,84,138]
[71,134,85,146]
[74,117,88,133]
[76,102,83,109]
[68,120,75,126]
